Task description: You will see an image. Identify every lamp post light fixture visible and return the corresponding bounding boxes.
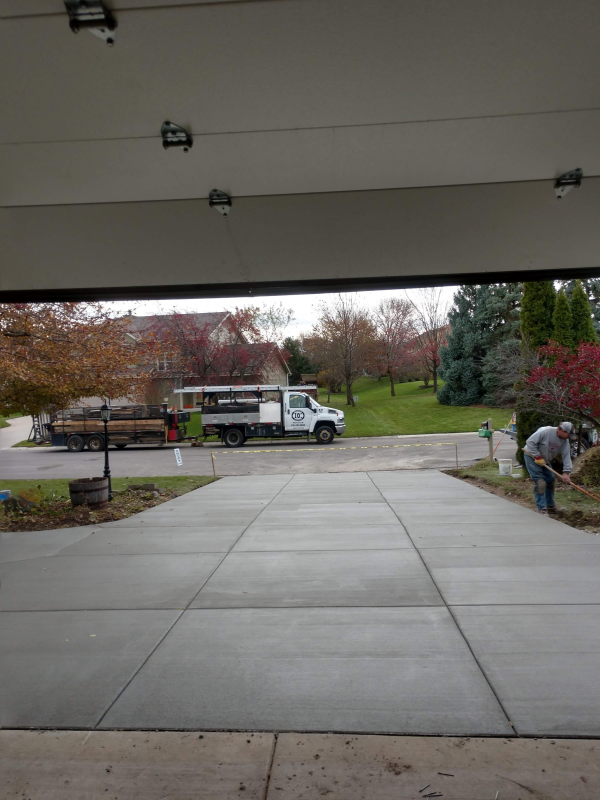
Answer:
[99,403,112,501]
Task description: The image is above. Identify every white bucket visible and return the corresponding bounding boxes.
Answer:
[498,459,512,476]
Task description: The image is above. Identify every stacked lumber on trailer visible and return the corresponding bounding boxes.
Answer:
[52,419,164,433]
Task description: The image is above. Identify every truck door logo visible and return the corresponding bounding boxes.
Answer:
[291,410,305,421]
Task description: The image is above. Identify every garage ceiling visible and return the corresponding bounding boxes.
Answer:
[1,0,600,299]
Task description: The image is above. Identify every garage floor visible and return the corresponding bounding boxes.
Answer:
[1,471,600,736]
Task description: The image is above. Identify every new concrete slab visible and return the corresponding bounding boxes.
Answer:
[269,733,600,799]
[452,605,600,737]
[403,521,598,548]
[0,553,225,610]
[0,730,274,799]
[58,525,247,555]
[421,544,600,605]
[2,469,599,736]
[233,524,412,551]
[0,526,96,564]
[101,607,511,734]
[192,549,443,607]
[0,611,179,728]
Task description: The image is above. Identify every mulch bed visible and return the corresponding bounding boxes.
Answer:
[0,487,180,533]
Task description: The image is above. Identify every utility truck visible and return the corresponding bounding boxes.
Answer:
[49,404,191,452]
[176,385,345,447]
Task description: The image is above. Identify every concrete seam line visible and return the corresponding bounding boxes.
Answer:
[365,471,518,736]
[92,476,293,729]
[92,609,185,730]
[263,731,279,800]
[182,473,296,609]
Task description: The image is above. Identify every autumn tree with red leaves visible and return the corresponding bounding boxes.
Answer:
[373,298,417,396]
[0,303,149,415]
[144,303,293,391]
[526,341,600,428]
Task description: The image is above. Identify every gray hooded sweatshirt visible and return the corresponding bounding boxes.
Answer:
[524,426,572,473]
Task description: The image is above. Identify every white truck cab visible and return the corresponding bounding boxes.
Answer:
[175,385,345,447]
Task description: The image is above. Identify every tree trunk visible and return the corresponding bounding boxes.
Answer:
[346,382,355,407]
[432,365,438,393]
[389,371,396,396]
[327,383,331,404]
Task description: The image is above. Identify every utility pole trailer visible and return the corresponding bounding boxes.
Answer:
[175,385,345,447]
[49,404,191,452]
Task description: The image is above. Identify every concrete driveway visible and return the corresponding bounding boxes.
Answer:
[1,470,599,736]
[0,431,517,478]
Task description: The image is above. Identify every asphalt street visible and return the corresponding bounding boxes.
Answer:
[0,430,518,479]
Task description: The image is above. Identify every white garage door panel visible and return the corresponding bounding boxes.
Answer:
[2,180,599,297]
[3,110,599,207]
[0,0,236,15]
[2,1,600,144]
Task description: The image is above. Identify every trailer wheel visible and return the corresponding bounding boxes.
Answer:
[224,428,245,448]
[66,435,85,452]
[87,434,105,452]
[315,425,334,444]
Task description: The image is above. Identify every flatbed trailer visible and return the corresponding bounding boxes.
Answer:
[175,384,345,447]
[49,403,191,452]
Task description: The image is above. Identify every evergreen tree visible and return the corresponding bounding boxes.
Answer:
[438,285,489,406]
[439,283,522,407]
[283,337,315,383]
[561,278,600,338]
[516,280,557,465]
[570,279,598,345]
[481,283,522,405]
[519,280,556,348]
[551,289,574,348]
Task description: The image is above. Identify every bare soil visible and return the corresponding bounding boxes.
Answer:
[2,487,182,532]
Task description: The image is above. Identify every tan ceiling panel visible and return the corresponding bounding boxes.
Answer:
[2,110,598,207]
[2,179,599,298]
[2,1,600,145]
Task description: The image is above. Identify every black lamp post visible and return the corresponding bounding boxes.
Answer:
[100,403,112,501]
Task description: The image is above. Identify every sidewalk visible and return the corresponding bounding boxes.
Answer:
[0,416,32,450]
[1,730,598,799]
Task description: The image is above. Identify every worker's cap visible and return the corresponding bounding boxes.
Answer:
[558,421,577,438]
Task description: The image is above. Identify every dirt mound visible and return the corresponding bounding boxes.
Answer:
[571,446,600,486]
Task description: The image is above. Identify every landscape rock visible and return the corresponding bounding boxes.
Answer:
[141,483,159,491]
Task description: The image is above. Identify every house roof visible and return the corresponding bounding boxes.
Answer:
[125,311,230,336]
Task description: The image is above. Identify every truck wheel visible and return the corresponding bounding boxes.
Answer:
[87,434,105,452]
[315,425,334,444]
[224,428,245,448]
[66,435,85,452]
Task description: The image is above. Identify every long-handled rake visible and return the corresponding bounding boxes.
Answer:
[544,463,600,504]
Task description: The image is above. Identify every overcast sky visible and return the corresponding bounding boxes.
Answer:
[106,286,457,339]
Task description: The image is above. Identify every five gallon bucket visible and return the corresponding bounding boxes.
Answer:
[498,459,512,476]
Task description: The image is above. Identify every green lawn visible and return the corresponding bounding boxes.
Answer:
[0,413,21,429]
[184,378,513,439]
[323,377,513,437]
[0,475,217,497]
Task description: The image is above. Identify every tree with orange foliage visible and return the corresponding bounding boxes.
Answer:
[0,303,149,415]
[308,295,376,407]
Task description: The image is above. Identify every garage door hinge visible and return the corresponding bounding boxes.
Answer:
[64,1,117,46]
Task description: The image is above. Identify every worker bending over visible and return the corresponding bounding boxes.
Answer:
[523,422,575,515]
